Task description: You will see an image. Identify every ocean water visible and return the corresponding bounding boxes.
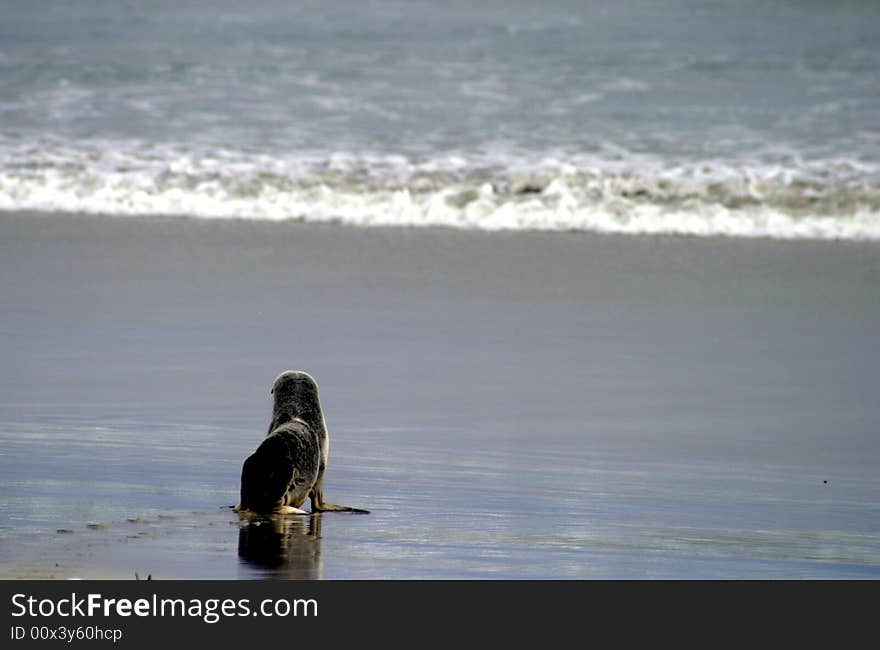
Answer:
[1,0,879,238]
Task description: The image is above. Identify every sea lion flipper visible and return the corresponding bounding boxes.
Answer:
[310,483,369,513]
[314,503,370,514]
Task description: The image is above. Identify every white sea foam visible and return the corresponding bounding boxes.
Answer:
[0,139,878,241]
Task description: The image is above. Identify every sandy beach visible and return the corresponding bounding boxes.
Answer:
[1,210,878,578]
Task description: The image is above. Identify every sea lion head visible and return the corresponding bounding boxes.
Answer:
[269,370,324,433]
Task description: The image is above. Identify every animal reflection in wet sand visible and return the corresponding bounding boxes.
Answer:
[238,513,323,579]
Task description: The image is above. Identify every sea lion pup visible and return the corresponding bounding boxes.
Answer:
[237,371,368,515]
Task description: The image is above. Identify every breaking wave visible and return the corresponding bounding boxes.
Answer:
[1,139,878,241]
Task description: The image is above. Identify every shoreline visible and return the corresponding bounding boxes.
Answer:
[5,208,880,247]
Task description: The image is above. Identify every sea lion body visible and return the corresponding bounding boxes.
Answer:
[238,419,321,514]
[236,371,368,515]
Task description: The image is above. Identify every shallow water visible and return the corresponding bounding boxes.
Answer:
[2,418,878,579]
[1,213,878,579]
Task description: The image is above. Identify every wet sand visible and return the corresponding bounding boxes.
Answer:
[1,211,878,578]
